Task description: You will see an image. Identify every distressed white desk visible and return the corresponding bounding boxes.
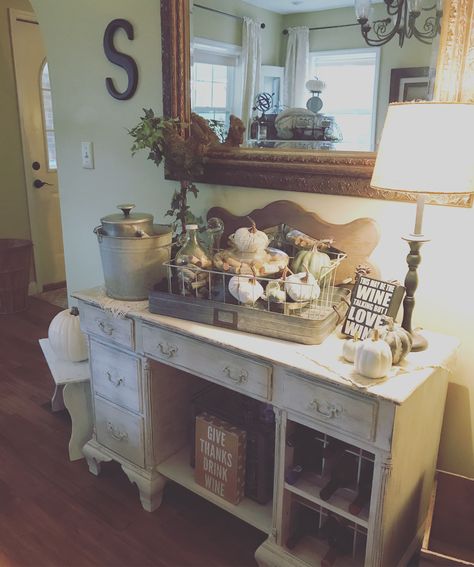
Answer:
[74,287,458,567]
[39,338,92,461]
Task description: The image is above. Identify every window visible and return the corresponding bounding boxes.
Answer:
[191,38,241,134]
[309,48,380,151]
[40,61,57,170]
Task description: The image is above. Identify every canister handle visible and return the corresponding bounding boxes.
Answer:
[93,225,103,241]
[117,203,135,217]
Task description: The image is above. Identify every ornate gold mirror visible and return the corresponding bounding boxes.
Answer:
[161,0,473,207]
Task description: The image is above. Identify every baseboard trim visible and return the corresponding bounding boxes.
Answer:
[43,280,67,292]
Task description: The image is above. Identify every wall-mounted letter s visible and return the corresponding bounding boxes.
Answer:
[103,19,138,100]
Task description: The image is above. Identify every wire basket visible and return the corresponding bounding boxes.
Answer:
[163,245,346,322]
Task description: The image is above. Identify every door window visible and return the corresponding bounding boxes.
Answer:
[40,61,57,170]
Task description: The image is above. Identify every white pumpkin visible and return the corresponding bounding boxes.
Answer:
[230,217,269,253]
[228,275,264,305]
[284,271,320,302]
[354,329,392,379]
[265,280,286,303]
[48,306,88,362]
[342,333,361,363]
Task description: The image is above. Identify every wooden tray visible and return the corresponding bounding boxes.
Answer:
[149,287,349,345]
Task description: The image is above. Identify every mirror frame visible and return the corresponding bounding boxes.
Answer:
[161,0,473,208]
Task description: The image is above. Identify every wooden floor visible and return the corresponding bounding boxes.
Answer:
[0,298,266,567]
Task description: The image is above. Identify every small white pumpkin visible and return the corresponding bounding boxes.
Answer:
[355,329,392,379]
[230,217,269,253]
[228,275,264,305]
[48,306,88,362]
[378,316,413,364]
[284,271,320,302]
[265,280,286,303]
[342,332,361,363]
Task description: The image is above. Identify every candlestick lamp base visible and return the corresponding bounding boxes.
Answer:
[401,234,431,353]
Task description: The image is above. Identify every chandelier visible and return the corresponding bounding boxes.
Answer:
[355,0,443,47]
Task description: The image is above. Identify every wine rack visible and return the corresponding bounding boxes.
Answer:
[281,420,374,566]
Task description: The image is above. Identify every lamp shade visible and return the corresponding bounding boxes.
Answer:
[371,102,474,195]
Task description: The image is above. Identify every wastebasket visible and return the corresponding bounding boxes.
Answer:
[0,239,33,314]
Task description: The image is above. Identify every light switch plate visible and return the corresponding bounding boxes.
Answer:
[81,142,94,169]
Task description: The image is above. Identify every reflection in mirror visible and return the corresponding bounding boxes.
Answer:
[191,0,440,152]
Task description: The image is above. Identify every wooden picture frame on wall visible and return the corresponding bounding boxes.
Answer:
[389,67,430,102]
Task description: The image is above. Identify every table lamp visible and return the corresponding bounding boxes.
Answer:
[371,101,474,351]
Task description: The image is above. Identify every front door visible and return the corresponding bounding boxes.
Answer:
[9,9,65,291]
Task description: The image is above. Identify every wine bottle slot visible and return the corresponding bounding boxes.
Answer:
[320,453,358,501]
[286,504,319,550]
[349,460,373,515]
[319,514,353,566]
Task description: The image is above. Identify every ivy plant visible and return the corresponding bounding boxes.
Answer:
[129,108,218,235]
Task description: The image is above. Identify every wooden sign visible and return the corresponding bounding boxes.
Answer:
[342,276,405,339]
[195,413,246,505]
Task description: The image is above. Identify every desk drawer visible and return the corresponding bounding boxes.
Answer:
[275,371,378,443]
[94,397,145,467]
[79,301,134,349]
[142,324,271,400]
[90,341,141,413]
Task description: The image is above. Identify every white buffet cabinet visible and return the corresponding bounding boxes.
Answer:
[75,288,458,567]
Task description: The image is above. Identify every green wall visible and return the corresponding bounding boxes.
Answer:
[0,0,33,240]
[30,0,474,478]
[192,0,283,67]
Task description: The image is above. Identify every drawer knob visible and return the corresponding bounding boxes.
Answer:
[106,421,128,441]
[157,342,178,358]
[222,366,248,384]
[106,371,124,387]
[308,399,343,419]
[97,319,115,335]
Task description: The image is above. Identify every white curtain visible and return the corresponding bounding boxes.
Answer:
[283,27,309,109]
[241,17,262,132]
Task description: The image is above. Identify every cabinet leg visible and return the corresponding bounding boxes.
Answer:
[121,465,167,512]
[83,441,112,476]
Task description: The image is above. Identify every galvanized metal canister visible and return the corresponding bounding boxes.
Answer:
[99,204,154,237]
[94,205,172,300]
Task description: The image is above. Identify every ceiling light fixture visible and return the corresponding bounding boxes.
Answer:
[355,0,443,47]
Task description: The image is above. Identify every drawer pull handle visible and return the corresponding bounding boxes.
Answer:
[97,319,114,335]
[106,371,123,387]
[157,342,178,358]
[308,399,343,419]
[222,366,248,384]
[106,421,128,441]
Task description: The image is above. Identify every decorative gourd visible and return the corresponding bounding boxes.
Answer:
[291,242,331,281]
[342,332,361,363]
[265,280,286,303]
[354,329,392,379]
[284,270,321,302]
[228,275,264,305]
[379,316,413,364]
[48,306,88,362]
[230,217,269,253]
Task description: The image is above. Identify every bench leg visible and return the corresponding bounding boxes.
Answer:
[62,381,93,461]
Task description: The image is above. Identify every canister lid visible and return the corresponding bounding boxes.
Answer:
[100,204,154,235]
